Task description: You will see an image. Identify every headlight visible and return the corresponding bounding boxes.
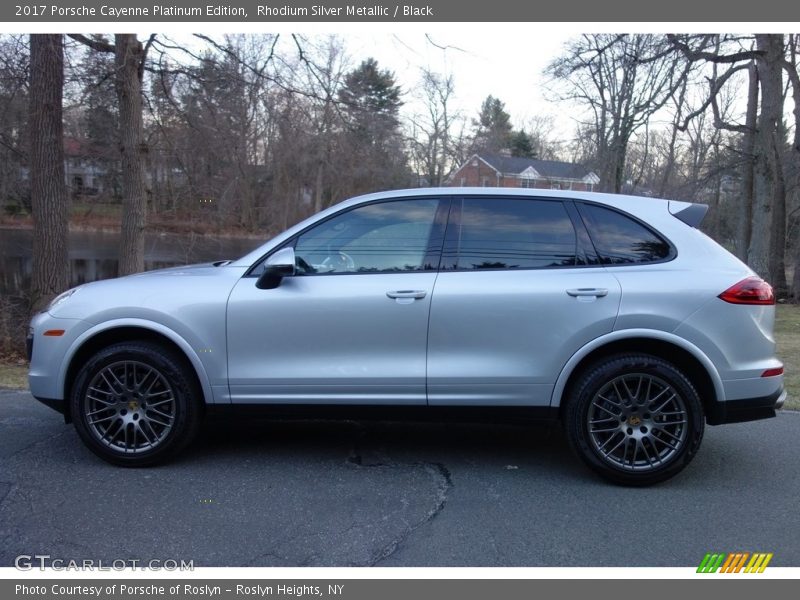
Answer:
[48,287,80,311]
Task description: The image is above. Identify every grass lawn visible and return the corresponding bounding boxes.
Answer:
[0,361,27,390]
[2,307,799,409]
[775,304,800,409]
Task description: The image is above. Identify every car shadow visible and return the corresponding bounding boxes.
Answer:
[182,415,587,479]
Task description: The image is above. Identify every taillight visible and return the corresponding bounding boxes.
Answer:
[718,277,775,305]
[762,367,784,377]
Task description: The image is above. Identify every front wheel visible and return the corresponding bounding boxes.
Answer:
[70,341,203,466]
[564,354,704,486]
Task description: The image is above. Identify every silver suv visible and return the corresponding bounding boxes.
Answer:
[28,188,785,485]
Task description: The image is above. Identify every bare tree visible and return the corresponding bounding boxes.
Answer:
[547,34,689,193]
[68,34,154,275]
[738,62,759,261]
[114,34,149,275]
[0,36,30,218]
[757,35,788,296]
[784,35,800,301]
[669,34,790,294]
[407,67,463,186]
[28,34,68,313]
[518,115,563,161]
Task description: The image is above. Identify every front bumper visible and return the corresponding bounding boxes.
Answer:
[706,386,786,425]
[28,312,90,408]
[31,395,68,416]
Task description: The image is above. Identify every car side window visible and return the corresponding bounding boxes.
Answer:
[292,198,442,274]
[577,203,672,264]
[442,198,577,270]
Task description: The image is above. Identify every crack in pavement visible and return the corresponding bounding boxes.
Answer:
[344,426,454,566]
[367,461,452,566]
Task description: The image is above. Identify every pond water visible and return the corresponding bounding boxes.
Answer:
[0,228,263,297]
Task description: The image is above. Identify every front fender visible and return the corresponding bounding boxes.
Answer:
[58,318,216,405]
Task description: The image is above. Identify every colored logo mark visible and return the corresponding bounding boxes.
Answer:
[697,552,773,573]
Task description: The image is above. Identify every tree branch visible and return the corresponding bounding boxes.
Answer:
[139,34,157,80]
[781,56,800,152]
[67,33,114,53]
[667,34,762,64]
[675,63,750,131]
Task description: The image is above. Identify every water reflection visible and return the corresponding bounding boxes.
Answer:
[0,228,263,297]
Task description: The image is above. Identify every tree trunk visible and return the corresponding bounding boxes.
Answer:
[314,161,324,214]
[659,125,680,198]
[706,175,721,241]
[748,35,785,283]
[763,36,788,295]
[783,35,800,302]
[767,124,788,297]
[115,34,147,275]
[29,34,68,314]
[737,62,758,262]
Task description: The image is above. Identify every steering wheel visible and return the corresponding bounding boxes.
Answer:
[320,251,356,272]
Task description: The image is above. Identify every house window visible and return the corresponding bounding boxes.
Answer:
[551,182,561,190]
[520,178,533,189]
[481,176,491,187]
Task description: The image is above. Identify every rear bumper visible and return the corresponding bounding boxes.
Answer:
[706,387,786,425]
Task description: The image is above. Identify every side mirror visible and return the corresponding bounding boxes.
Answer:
[256,247,296,290]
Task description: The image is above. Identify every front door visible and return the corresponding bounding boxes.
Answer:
[226,197,447,405]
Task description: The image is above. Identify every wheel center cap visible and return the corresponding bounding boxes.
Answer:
[627,415,642,426]
[128,400,139,411]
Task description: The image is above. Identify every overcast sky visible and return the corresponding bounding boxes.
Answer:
[155,29,579,138]
[346,31,575,133]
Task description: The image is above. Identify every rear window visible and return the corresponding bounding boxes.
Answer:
[442,198,577,270]
[578,203,672,265]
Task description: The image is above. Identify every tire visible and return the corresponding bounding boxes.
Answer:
[70,341,203,467]
[563,353,704,486]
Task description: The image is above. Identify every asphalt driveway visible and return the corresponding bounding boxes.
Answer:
[1,388,799,567]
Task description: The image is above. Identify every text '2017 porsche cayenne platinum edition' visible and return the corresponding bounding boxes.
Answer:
[28,188,785,485]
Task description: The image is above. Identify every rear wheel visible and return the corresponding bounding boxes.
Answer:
[70,341,203,466]
[564,353,704,486]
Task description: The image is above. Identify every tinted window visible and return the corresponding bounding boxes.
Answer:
[293,199,441,274]
[578,203,671,264]
[442,198,577,270]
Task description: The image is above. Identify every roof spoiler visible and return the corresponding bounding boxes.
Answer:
[669,201,708,228]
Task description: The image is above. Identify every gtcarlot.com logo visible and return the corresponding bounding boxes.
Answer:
[697,552,773,573]
[14,554,194,571]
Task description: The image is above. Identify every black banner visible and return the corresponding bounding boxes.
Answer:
[5,579,800,600]
[3,0,800,23]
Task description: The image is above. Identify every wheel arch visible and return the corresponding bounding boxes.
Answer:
[551,330,724,419]
[60,319,213,423]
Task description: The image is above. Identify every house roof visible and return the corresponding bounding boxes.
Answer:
[478,153,594,181]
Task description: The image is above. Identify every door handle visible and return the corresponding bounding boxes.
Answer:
[566,288,608,298]
[386,290,427,299]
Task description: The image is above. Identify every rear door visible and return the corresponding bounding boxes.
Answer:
[427,196,622,406]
